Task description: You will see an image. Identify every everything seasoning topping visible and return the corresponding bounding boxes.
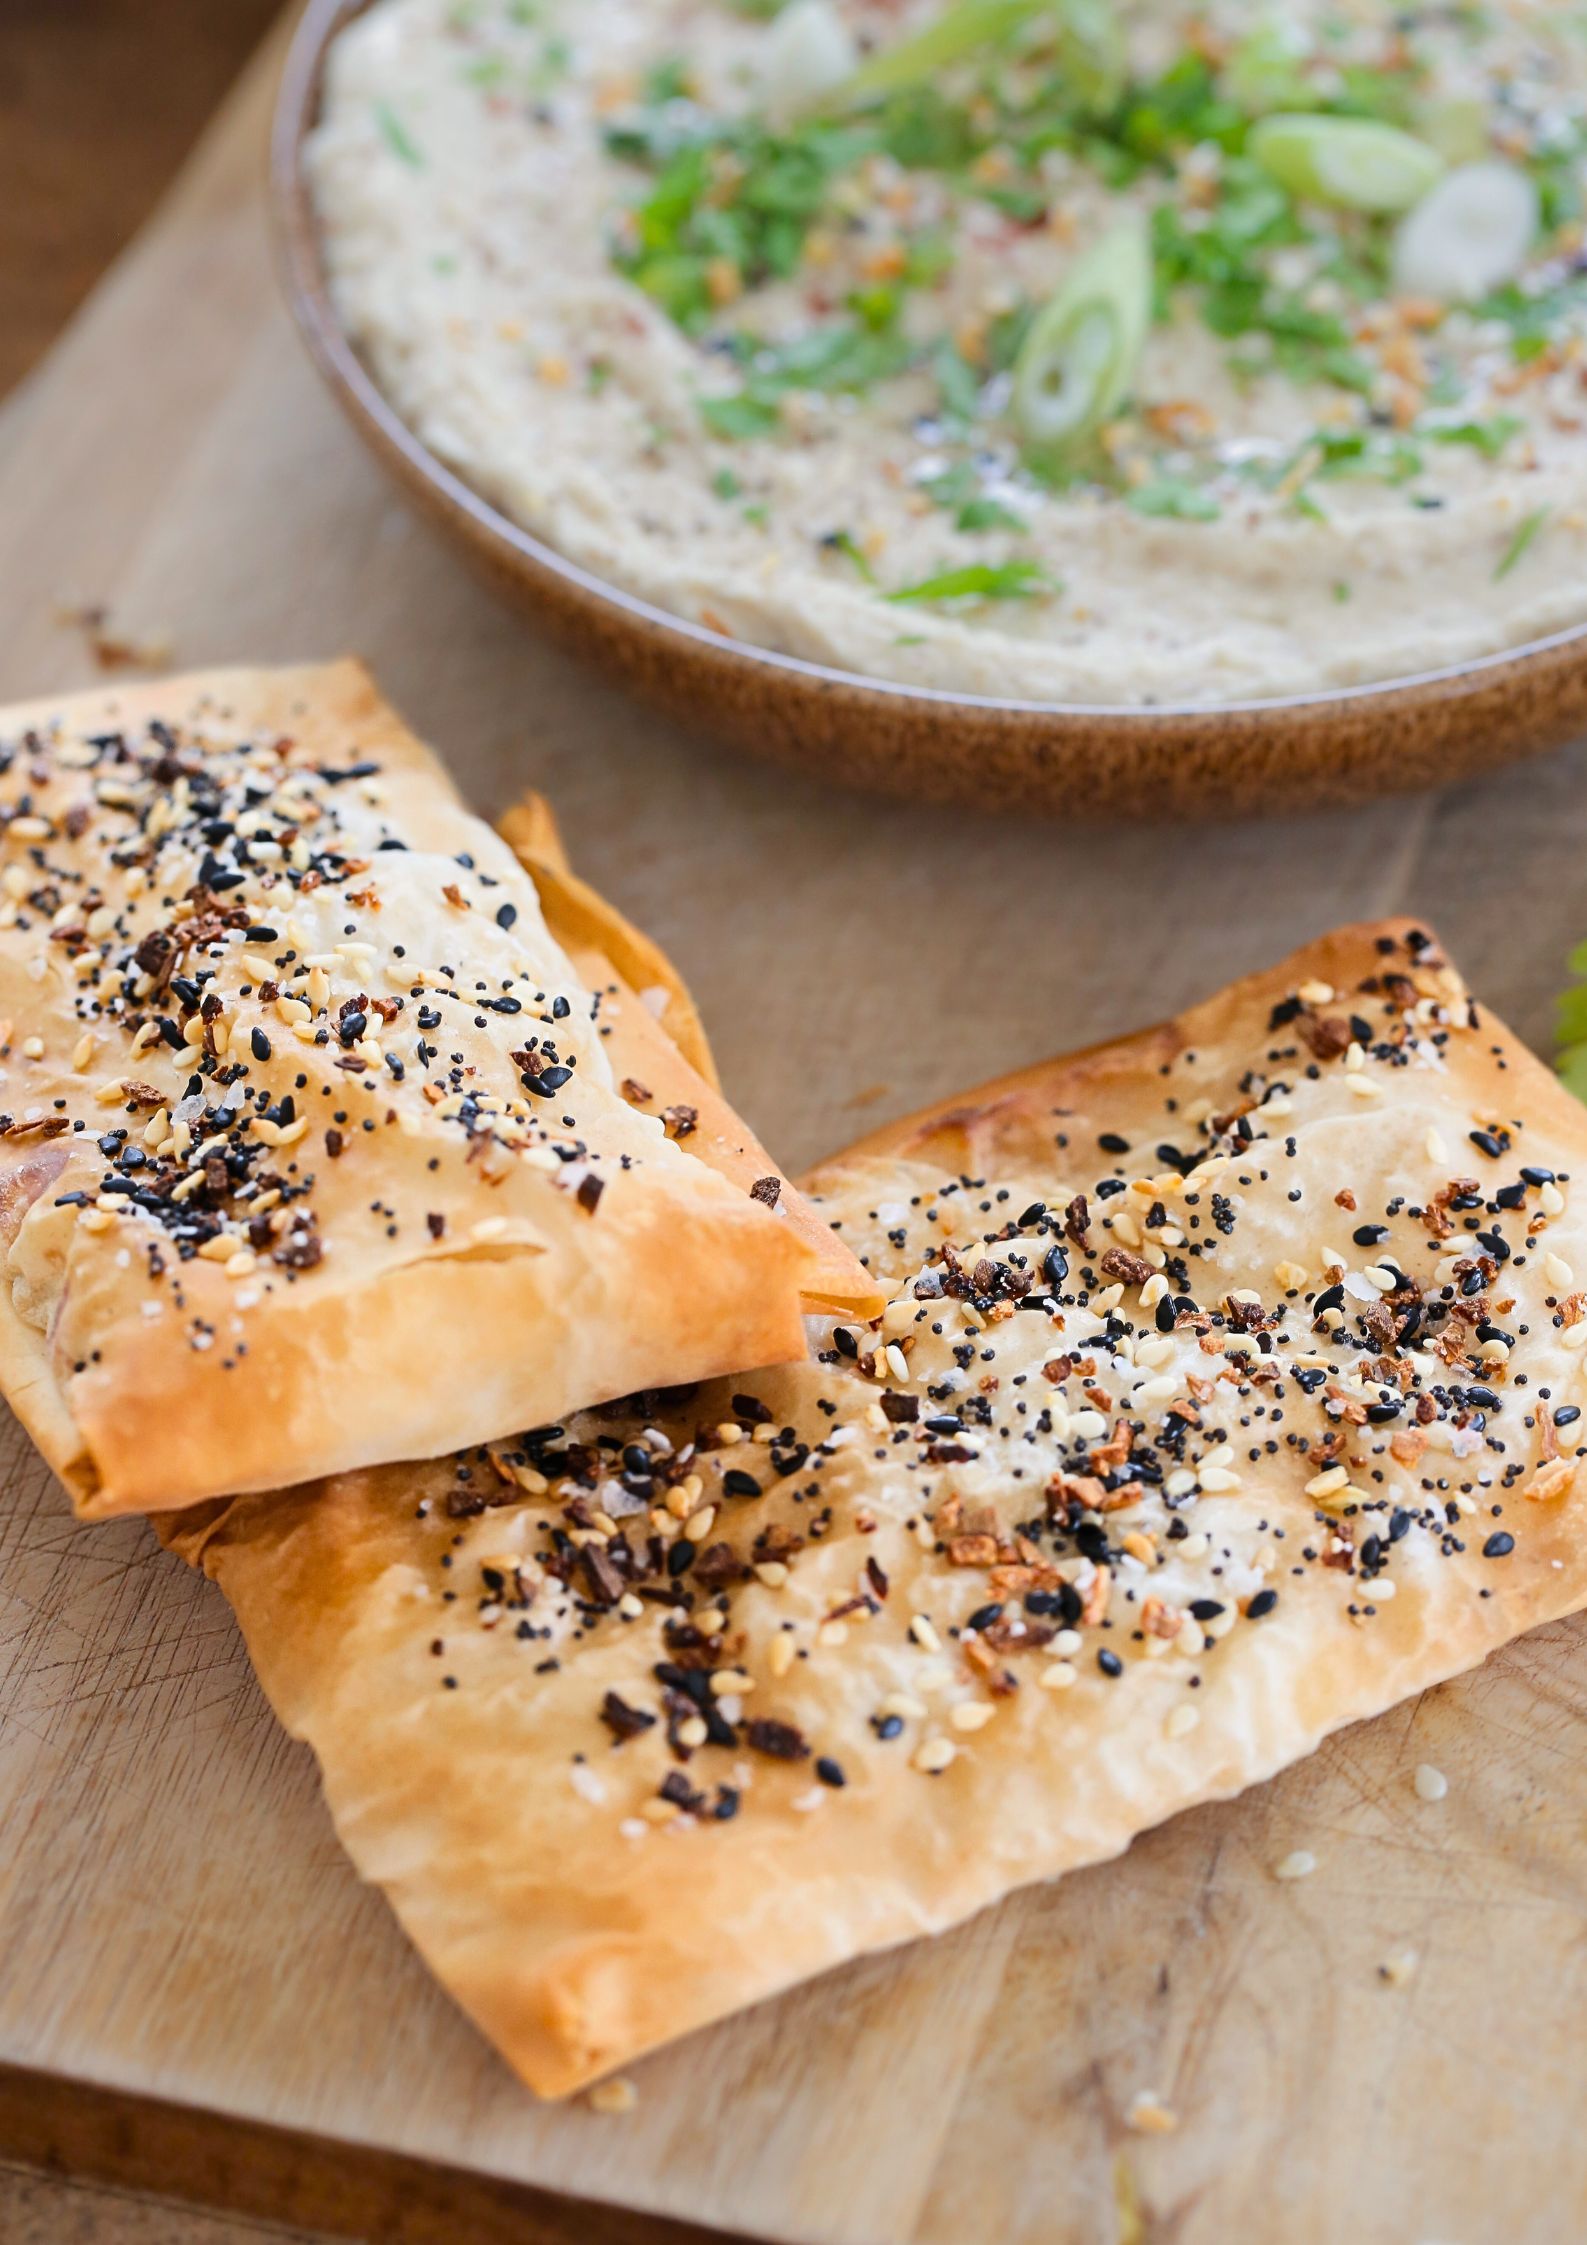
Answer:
[0,688,683,1346]
[416,928,1586,1837]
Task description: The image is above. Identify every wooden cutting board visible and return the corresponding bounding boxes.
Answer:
[5,21,1587,2245]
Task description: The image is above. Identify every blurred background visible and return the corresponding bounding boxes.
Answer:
[0,0,276,397]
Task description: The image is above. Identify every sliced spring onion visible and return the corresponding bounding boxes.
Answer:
[1249,114,1445,214]
[824,0,1035,107]
[1225,22,1312,115]
[1011,218,1152,469]
[1049,0,1125,115]
[1392,160,1539,304]
[820,0,1120,114]
[762,0,860,114]
[1412,93,1491,167]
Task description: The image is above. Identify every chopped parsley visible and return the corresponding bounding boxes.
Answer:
[821,530,878,583]
[887,560,1057,604]
[920,463,1029,533]
[1127,478,1221,522]
[1494,506,1552,581]
[374,100,423,168]
[700,319,920,438]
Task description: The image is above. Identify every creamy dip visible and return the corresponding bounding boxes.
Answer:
[311,0,1587,704]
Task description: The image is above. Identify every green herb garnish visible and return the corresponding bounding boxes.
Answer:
[700,318,920,437]
[1127,478,1221,522]
[1495,506,1551,581]
[375,101,423,168]
[921,463,1030,532]
[887,560,1056,603]
[1422,414,1524,461]
[700,393,782,441]
[823,530,878,583]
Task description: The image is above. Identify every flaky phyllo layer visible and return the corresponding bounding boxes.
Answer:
[0,662,868,1513]
[168,921,1587,2094]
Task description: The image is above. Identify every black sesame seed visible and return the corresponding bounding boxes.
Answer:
[1097,1648,1123,1678]
[251,1028,271,1062]
[815,1756,846,1788]
[966,1602,1003,1632]
[1483,1531,1515,1559]
[1246,1588,1278,1618]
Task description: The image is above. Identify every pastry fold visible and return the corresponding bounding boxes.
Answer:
[164,920,1587,2093]
[0,661,874,1514]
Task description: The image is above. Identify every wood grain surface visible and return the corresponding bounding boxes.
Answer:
[4,20,1587,2245]
[0,0,280,398]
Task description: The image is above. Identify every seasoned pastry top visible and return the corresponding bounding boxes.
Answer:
[169,922,1587,2092]
[0,663,825,1512]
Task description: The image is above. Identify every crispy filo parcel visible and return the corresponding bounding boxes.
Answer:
[163,921,1587,2093]
[0,661,874,1516]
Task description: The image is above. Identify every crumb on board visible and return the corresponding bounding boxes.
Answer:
[54,601,174,673]
[587,2076,639,2115]
[1273,1849,1318,1881]
[1414,1763,1449,1802]
[1125,2092,1180,2134]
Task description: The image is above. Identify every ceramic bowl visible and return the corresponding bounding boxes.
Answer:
[272,0,1587,817]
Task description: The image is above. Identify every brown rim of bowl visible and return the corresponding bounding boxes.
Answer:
[271,0,1587,814]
